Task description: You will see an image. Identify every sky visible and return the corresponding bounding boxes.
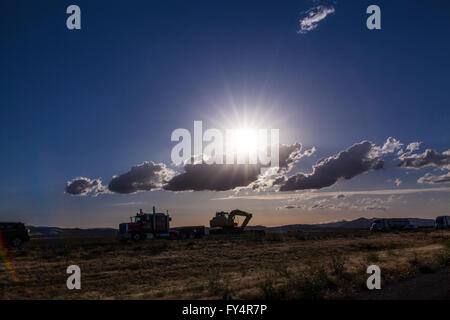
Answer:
[1,0,449,228]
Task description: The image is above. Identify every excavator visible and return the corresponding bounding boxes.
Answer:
[209,209,254,234]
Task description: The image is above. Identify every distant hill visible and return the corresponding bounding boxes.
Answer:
[27,226,117,238]
[265,217,435,232]
[26,217,435,238]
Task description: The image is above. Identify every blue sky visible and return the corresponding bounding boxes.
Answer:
[1,0,449,227]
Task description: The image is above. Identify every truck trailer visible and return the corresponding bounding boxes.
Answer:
[370,218,417,232]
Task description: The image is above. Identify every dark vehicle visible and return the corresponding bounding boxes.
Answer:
[435,216,450,229]
[370,218,416,232]
[0,222,30,247]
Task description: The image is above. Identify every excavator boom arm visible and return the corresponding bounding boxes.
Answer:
[229,209,252,228]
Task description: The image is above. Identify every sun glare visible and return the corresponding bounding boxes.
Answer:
[232,128,258,154]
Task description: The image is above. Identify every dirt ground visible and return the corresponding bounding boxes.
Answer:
[356,266,449,299]
[0,228,449,299]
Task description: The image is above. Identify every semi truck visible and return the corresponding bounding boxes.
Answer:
[0,222,30,247]
[370,218,417,232]
[435,216,450,229]
[117,207,206,241]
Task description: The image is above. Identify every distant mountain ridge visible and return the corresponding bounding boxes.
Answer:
[263,217,435,232]
[27,226,117,238]
[27,217,435,238]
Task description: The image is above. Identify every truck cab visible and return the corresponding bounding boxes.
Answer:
[117,208,171,241]
[0,222,30,247]
[435,216,450,229]
[370,219,389,231]
[370,218,416,232]
[117,207,206,241]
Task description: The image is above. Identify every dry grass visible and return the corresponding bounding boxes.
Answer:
[0,229,449,299]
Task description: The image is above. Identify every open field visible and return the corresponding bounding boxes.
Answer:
[1,228,449,299]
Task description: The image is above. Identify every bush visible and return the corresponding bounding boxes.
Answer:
[258,266,334,300]
[364,252,381,263]
[434,250,450,266]
[328,255,345,278]
[207,273,232,300]
[265,232,283,242]
[408,252,420,267]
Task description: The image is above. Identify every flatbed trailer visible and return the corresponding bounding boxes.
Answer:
[169,226,206,239]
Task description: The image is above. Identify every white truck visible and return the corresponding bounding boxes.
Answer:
[370,218,417,232]
[435,216,450,229]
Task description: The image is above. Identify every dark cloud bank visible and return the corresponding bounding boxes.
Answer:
[279,141,383,191]
[65,144,303,195]
[66,138,448,196]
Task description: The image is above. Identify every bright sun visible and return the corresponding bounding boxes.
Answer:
[216,106,280,159]
[232,128,258,154]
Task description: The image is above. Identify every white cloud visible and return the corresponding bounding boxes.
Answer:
[65,177,108,197]
[381,137,403,154]
[406,142,421,153]
[298,5,335,34]
[417,172,450,185]
[212,187,450,201]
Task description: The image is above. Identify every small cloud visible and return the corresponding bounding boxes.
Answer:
[65,177,107,197]
[302,146,316,157]
[406,142,421,153]
[110,201,146,207]
[276,205,302,210]
[365,206,387,212]
[298,5,335,34]
[398,149,450,169]
[417,172,450,185]
[381,137,403,154]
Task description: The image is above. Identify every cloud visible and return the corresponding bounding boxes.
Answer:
[276,205,302,210]
[109,201,146,207]
[65,143,304,195]
[164,143,303,192]
[306,195,390,212]
[213,187,450,201]
[381,137,403,154]
[163,163,261,191]
[394,178,402,187]
[279,143,304,170]
[365,206,387,212]
[65,177,107,197]
[371,137,403,157]
[298,5,335,34]
[398,141,422,156]
[406,142,421,153]
[397,149,450,169]
[279,141,383,191]
[417,172,450,185]
[108,162,176,194]
[250,144,314,191]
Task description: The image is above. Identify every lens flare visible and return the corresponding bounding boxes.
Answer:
[0,232,20,283]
